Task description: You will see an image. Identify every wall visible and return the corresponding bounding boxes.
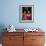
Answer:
[0,0,46,29]
[0,0,46,44]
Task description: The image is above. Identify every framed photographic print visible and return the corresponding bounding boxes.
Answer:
[19,5,34,23]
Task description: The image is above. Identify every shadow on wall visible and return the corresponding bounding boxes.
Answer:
[0,24,7,43]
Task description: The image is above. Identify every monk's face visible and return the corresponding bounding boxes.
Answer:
[24,11,26,14]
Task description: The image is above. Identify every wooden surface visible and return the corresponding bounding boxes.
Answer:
[2,32,45,46]
[24,32,45,46]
